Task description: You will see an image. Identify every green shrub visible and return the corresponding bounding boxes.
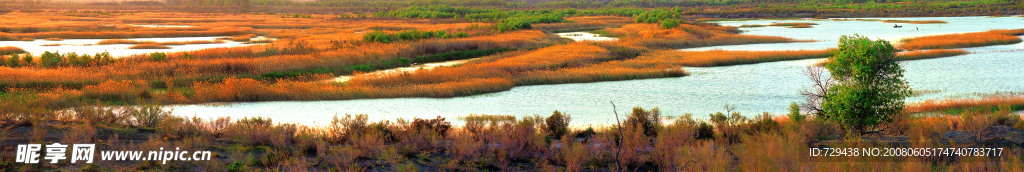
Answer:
[626,107,661,137]
[131,104,169,128]
[545,110,571,139]
[149,52,167,61]
[411,116,452,136]
[660,19,680,29]
[788,102,805,123]
[747,113,781,134]
[696,122,714,140]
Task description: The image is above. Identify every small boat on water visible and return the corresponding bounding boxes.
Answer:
[893,24,903,28]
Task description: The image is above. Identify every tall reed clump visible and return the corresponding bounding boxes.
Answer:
[899,29,1024,49]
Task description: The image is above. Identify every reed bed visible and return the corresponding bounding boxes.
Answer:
[896,49,969,60]
[127,43,171,49]
[0,46,26,54]
[0,30,552,88]
[346,43,613,87]
[905,96,1024,114]
[899,29,1024,49]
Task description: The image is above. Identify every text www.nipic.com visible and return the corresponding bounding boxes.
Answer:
[100,147,211,164]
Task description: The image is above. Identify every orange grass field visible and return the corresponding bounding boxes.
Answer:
[899,29,1024,49]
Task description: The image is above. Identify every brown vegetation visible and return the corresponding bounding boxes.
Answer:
[905,96,1024,114]
[896,49,969,60]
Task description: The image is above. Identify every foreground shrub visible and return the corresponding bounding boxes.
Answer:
[545,110,571,139]
[625,106,661,137]
[129,104,169,128]
[329,114,368,143]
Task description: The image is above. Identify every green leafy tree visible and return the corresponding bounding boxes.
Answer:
[788,102,805,123]
[660,19,680,29]
[821,34,910,134]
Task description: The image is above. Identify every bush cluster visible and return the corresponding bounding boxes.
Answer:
[363,29,469,43]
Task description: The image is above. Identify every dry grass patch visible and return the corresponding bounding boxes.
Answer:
[897,49,969,60]
[905,96,1024,114]
[899,29,1024,49]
